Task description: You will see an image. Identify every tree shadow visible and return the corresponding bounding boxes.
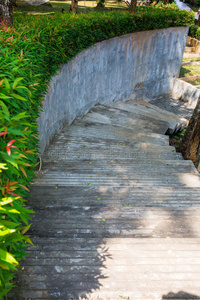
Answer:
[162,291,200,299]
[179,66,192,78]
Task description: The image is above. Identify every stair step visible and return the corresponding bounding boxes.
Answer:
[104,99,183,131]
[107,100,179,121]
[44,136,172,161]
[43,143,183,162]
[33,172,200,187]
[29,186,200,208]
[42,152,183,162]
[56,123,169,147]
[21,236,200,250]
[82,104,170,134]
[27,204,200,238]
[40,160,196,175]
[10,288,200,300]
[45,136,173,150]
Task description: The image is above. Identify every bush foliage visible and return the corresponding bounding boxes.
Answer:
[0,8,195,298]
[189,24,200,40]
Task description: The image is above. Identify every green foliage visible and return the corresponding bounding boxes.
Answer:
[155,1,177,8]
[0,8,195,298]
[189,25,200,40]
[0,23,45,298]
[169,128,186,149]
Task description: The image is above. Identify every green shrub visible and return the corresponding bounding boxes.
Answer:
[189,24,200,40]
[0,8,195,298]
[155,1,178,8]
[0,25,47,297]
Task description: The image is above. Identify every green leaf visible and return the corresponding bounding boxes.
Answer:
[0,93,11,100]
[0,197,15,206]
[0,110,5,123]
[12,78,24,90]
[3,232,25,244]
[2,155,18,169]
[10,93,27,102]
[7,128,25,136]
[0,248,18,265]
[88,183,92,186]
[0,229,16,236]
[0,220,19,229]
[0,261,10,270]
[15,86,32,97]
[0,207,20,214]
[24,237,34,246]
[11,112,29,121]
[3,78,10,90]
[0,163,7,170]
[21,224,31,235]
[0,101,10,118]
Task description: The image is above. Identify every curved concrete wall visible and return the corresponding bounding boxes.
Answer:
[38,26,189,154]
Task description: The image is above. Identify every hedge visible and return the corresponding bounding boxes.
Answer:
[0,7,195,298]
[189,24,200,40]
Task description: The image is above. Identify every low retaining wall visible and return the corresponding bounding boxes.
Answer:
[172,78,200,107]
[38,27,189,155]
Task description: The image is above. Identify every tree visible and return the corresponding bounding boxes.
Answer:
[69,0,78,12]
[129,0,137,13]
[180,96,200,164]
[12,0,17,7]
[96,0,105,8]
[0,0,13,24]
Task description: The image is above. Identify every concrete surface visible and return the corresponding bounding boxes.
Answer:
[172,78,200,107]
[10,99,200,300]
[150,97,195,121]
[38,27,189,155]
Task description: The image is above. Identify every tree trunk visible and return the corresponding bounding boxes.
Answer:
[129,0,137,13]
[180,96,200,163]
[96,0,105,7]
[69,0,78,13]
[197,8,200,26]
[11,0,17,7]
[0,0,13,24]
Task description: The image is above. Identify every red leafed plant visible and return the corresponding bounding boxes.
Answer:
[6,139,18,156]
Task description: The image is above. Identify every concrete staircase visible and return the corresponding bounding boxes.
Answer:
[12,99,200,299]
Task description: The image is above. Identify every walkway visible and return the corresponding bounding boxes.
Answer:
[11,99,200,299]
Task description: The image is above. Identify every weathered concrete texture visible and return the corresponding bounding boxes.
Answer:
[150,97,194,121]
[38,27,188,155]
[172,78,200,107]
[10,99,200,300]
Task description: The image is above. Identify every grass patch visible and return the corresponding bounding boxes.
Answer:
[182,57,200,62]
[187,79,200,85]
[15,0,127,15]
[179,64,200,77]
